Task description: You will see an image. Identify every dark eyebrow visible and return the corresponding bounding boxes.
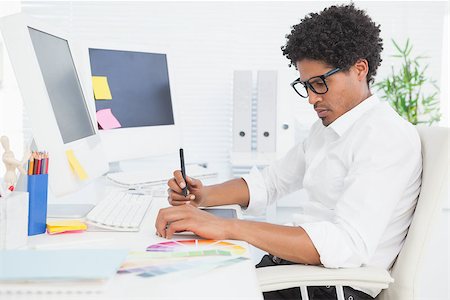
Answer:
[300,66,337,82]
[299,74,320,83]
[309,77,323,83]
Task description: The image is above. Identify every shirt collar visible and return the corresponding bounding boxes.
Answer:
[328,94,380,137]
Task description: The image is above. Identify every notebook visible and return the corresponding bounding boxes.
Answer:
[0,280,110,294]
[0,249,127,281]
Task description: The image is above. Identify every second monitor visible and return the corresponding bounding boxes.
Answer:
[84,46,180,165]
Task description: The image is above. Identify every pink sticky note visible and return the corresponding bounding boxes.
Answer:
[96,108,122,130]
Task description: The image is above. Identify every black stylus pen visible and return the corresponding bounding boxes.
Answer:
[179,148,188,197]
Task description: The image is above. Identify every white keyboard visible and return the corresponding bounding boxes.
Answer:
[86,190,153,231]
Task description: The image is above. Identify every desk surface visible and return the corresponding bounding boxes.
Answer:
[2,177,263,300]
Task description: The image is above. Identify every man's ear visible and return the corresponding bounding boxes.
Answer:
[353,59,369,82]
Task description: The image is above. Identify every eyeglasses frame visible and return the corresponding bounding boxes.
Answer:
[290,67,341,98]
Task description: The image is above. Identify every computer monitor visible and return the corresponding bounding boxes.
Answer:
[0,13,109,196]
[78,44,180,166]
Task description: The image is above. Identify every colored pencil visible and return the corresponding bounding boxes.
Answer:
[28,151,49,175]
[40,154,45,175]
[36,154,41,175]
[28,157,34,175]
[45,153,49,174]
[33,152,38,175]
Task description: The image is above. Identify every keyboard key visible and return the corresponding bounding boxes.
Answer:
[86,190,152,231]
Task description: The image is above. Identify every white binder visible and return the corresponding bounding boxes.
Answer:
[277,70,318,157]
[276,69,307,157]
[232,71,253,152]
[256,71,277,153]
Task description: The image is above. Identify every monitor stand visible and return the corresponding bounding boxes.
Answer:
[47,203,94,218]
[108,161,122,173]
[15,173,91,218]
[17,139,95,218]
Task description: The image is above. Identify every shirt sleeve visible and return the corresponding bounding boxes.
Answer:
[301,125,422,268]
[242,140,307,216]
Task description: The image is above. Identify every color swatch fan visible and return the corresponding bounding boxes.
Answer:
[118,240,248,278]
[146,239,246,257]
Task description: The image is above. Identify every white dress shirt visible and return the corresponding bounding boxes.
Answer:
[242,94,422,297]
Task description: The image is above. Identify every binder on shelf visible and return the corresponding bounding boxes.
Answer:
[232,70,253,152]
[276,70,300,157]
[257,71,277,153]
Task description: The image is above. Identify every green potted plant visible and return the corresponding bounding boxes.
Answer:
[375,39,440,125]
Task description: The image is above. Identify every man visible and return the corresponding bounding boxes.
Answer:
[155,4,422,300]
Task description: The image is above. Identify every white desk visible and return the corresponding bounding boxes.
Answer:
[2,175,263,299]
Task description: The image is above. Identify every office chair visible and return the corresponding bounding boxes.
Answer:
[256,126,450,300]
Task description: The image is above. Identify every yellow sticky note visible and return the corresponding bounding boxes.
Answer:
[47,220,86,227]
[65,149,88,180]
[47,220,87,234]
[92,76,112,100]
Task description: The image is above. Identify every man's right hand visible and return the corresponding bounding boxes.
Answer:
[167,170,205,207]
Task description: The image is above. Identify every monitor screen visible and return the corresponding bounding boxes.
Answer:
[28,27,95,144]
[1,14,109,197]
[88,48,175,129]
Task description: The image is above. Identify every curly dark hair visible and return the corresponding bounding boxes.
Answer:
[281,3,383,85]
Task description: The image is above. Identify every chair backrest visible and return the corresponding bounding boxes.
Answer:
[378,126,449,300]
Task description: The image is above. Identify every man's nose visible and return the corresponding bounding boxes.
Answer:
[308,91,322,105]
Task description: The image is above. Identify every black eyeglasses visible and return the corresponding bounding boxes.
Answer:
[290,68,341,98]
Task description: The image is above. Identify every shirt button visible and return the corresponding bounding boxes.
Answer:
[271,256,282,264]
[348,296,354,300]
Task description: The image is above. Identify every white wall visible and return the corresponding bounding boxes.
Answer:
[0,1,446,168]
[0,1,22,178]
[440,5,449,127]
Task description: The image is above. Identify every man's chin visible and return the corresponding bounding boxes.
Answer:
[321,118,331,127]
[320,117,335,127]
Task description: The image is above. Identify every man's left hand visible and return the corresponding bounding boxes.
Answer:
[155,204,232,239]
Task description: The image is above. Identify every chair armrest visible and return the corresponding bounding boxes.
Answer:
[256,265,394,292]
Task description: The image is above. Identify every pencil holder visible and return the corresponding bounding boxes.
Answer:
[0,191,29,249]
[27,174,48,236]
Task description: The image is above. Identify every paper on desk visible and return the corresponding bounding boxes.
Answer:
[0,249,127,281]
[92,76,112,100]
[0,279,109,294]
[96,108,122,130]
[118,252,248,279]
[65,150,88,180]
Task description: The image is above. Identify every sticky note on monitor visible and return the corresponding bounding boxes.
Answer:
[96,108,121,130]
[65,149,88,180]
[92,76,112,100]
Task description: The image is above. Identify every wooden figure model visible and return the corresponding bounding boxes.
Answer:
[1,136,28,190]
